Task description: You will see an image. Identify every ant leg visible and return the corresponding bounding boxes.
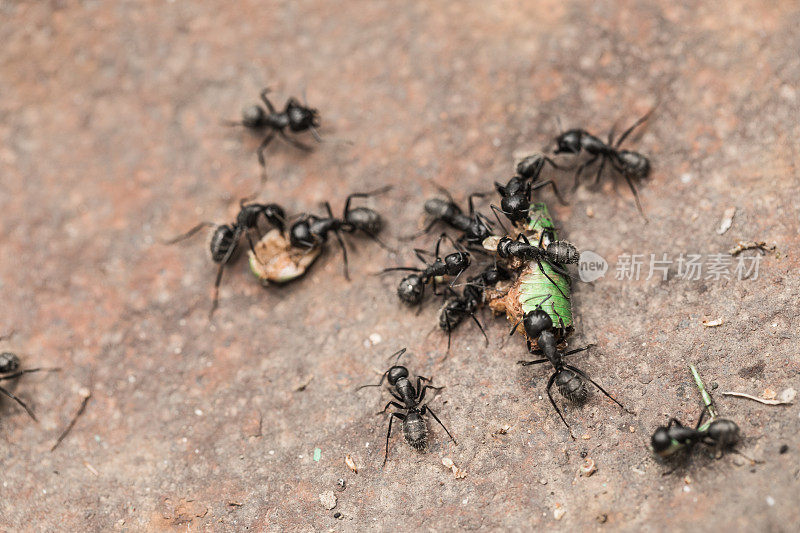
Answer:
[563,345,594,357]
[402,219,439,241]
[593,157,608,186]
[0,367,58,383]
[362,230,396,253]
[278,130,313,151]
[545,373,574,437]
[571,155,598,191]
[508,317,524,337]
[434,232,448,259]
[256,131,277,168]
[209,263,226,319]
[469,313,489,346]
[376,401,404,415]
[535,260,571,302]
[162,222,216,245]
[332,231,350,281]
[382,412,405,467]
[432,183,456,205]
[614,107,655,148]
[417,383,444,403]
[0,384,37,421]
[565,364,631,413]
[467,192,491,215]
[531,179,568,205]
[517,358,547,366]
[490,205,512,235]
[259,88,277,113]
[343,186,393,217]
[421,405,457,444]
[624,172,648,221]
[667,418,686,429]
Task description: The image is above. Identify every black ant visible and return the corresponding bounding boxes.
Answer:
[437,263,511,349]
[164,199,286,317]
[553,109,653,219]
[226,88,321,182]
[1,332,57,421]
[651,406,741,461]
[381,233,470,306]
[288,187,391,280]
[494,153,568,224]
[413,186,494,249]
[356,348,456,466]
[493,230,579,301]
[513,303,629,436]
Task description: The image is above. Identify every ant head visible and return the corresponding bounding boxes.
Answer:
[554,130,582,154]
[555,368,587,403]
[486,265,512,285]
[467,218,492,243]
[496,236,513,258]
[289,219,315,248]
[516,154,545,179]
[500,195,529,223]
[241,105,267,128]
[707,419,740,448]
[397,274,425,305]
[346,207,382,235]
[523,308,552,338]
[263,204,287,231]
[650,427,674,456]
[0,352,20,374]
[286,100,320,131]
[387,365,409,385]
[615,150,650,180]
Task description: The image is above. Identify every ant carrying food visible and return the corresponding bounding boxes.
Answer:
[553,109,654,219]
[164,199,286,317]
[381,233,470,306]
[289,187,392,280]
[651,406,741,460]
[226,88,321,183]
[356,348,456,466]
[512,302,629,436]
[494,153,568,225]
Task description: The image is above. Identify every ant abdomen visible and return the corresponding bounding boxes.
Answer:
[707,419,740,448]
[403,412,428,449]
[617,150,650,179]
[241,105,266,128]
[556,369,587,403]
[210,225,236,263]
[397,275,424,305]
[547,241,579,264]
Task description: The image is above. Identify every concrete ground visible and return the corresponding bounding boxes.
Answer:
[1,1,798,530]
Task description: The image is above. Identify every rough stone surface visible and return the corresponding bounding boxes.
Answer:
[1,1,798,530]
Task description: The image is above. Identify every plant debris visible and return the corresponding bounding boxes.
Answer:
[579,458,596,477]
[248,229,321,284]
[728,241,775,256]
[345,454,358,474]
[702,318,724,327]
[441,457,467,478]
[721,390,794,406]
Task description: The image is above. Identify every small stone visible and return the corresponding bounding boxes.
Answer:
[779,388,796,403]
[442,457,454,468]
[597,513,608,523]
[553,504,565,520]
[319,491,337,510]
[336,478,346,492]
[368,333,382,345]
[345,454,358,474]
[766,496,775,507]
[333,512,342,519]
[762,388,777,400]
[580,458,596,477]
[779,444,789,454]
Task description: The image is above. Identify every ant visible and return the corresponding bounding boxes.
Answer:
[164,199,286,317]
[553,109,654,219]
[289,187,391,280]
[513,302,629,436]
[226,88,321,183]
[651,406,741,461]
[1,331,57,421]
[494,153,568,224]
[356,348,456,466]
[381,233,470,306]
[493,230,579,301]
[413,186,494,249]
[438,263,511,349]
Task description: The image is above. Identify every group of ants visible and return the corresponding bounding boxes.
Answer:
[1,89,742,471]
